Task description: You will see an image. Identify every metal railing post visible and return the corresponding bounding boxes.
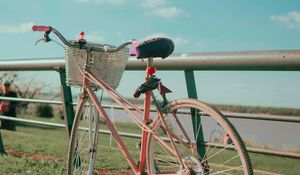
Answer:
[184,70,206,158]
[59,69,75,136]
[0,131,5,154]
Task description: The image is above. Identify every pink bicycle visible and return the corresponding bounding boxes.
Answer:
[33,25,252,175]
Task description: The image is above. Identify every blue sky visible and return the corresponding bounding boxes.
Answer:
[0,0,300,108]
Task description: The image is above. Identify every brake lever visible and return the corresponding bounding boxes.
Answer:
[35,38,46,45]
[35,32,52,45]
[35,38,52,45]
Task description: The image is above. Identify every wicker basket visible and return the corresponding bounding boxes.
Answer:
[65,42,129,89]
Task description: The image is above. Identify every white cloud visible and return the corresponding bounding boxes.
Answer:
[76,0,125,5]
[141,0,183,19]
[143,33,189,46]
[84,33,105,43]
[0,22,35,34]
[173,37,189,46]
[269,11,300,29]
[154,7,182,19]
[142,0,166,8]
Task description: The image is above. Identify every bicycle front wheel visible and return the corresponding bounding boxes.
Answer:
[147,98,253,175]
[67,98,100,175]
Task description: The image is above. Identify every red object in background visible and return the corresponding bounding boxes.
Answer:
[146,67,156,75]
[0,103,9,113]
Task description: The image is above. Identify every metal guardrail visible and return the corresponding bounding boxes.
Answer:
[0,96,63,105]
[0,49,300,158]
[223,112,300,123]
[1,50,300,71]
[129,51,300,71]
[1,96,300,123]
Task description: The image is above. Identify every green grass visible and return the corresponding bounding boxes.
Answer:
[0,124,141,174]
[250,153,300,175]
[2,126,68,156]
[0,126,67,175]
[0,155,65,175]
[0,123,299,175]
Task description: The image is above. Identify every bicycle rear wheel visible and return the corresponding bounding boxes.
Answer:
[67,97,100,175]
[147,98,253,175]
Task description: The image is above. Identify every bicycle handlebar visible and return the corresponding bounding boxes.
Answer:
[32,25,52,32]
[32,25,132,53]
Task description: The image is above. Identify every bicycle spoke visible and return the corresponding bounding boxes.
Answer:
[67,95,103,175]
[201,143,235,164]
[153,134,178,156]
[172,112,192,144]
[222,154,240,166]
[210,165,243,175]
[147,99,252,174]
[201,132,222,164]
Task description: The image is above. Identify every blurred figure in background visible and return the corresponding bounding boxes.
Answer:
[0,80,18,131]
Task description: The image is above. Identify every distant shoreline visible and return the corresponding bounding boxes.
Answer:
[101,97,300,117]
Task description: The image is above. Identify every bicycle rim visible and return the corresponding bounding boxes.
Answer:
[67,98,100,175]
[147,98,253,175]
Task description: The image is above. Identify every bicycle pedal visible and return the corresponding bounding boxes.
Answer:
[133,76,161,98]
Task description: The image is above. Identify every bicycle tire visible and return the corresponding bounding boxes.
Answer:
[67,98,100,175]
[147,98,253,175]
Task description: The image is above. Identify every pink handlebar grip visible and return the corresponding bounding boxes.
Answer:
[32,25,51,32]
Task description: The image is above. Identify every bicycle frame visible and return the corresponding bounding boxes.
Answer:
[33,25,253,175]
[74,57,180,174]
[33,26,183,174]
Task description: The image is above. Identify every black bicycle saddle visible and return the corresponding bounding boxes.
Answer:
[130,38,174,59]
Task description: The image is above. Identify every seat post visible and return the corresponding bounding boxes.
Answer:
[147,57,153,70]
[138,57,154,173]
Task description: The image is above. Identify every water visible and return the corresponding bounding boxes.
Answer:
[230,118,300,151]
[104,107,300,151]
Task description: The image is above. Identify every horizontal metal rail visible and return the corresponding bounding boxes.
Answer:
[106,105,300,123]
[223,112,300,123]
[1,96,299,123]
[0,115,66,128]
[204,142,300,159]
[0,96,63,105]
[0,57,64,71]
[0,50,300,71]
[128,50,300,71]
[1,115,299,159]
